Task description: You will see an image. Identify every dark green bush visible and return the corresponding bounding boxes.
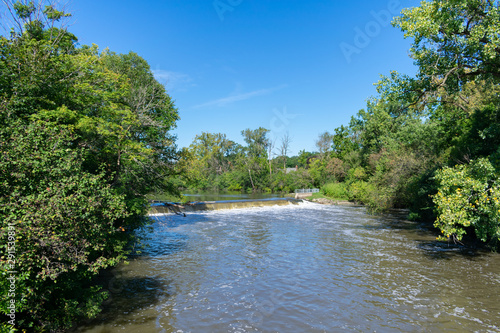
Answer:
[0,122,131,330]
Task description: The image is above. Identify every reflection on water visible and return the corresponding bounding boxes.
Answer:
[75,202,500,333]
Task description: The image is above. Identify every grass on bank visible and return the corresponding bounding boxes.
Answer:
[285,183,350,201]
[320,182,349,200]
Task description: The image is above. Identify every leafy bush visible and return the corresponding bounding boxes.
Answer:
[406,168,440,222]
[346,181,375,204]
[325,157,348,182]
[433,158,500,248]
[284,169,314,193]
[0,122,131,330]
[322,183,348,200]
[347,167,369,182]
[0,2,178,329]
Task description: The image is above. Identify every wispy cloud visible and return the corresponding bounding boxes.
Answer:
[152,69,194,92]
[193,84,288,109]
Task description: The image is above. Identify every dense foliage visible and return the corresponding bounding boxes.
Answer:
[178,0,500,249]
[175,129,317,194]
[337,0,500,247]
[0,1,179,331]
[1,0,499,330]
[434,158,500,247]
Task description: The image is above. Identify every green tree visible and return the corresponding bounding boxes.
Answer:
[433,158,500,247]
[0,121,129,330]
[181,132,240,190]
[393,0,500,95]
[332,125,358,159]
[241,128,270,191]
[101,51,180,197]
[0,1,179,329]
[297,150,315,168]
[241,127,270,159]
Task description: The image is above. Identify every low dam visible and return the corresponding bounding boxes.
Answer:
[148,197,301,214]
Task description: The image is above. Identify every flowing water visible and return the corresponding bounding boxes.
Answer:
[75,201,500,332]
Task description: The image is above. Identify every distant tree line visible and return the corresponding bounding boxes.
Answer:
[173,128,317,194]
[173,128,351,194]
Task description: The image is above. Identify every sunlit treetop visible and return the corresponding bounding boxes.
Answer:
[2,0,72,41]
[393,0,500,91]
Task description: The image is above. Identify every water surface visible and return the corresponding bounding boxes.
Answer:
[76,202,500,332]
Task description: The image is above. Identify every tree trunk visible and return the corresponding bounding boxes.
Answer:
[248,169,255,191]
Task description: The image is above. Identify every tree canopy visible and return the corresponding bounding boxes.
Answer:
[0,1,179,330]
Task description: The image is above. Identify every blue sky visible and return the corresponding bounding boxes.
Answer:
[63,1,419,155]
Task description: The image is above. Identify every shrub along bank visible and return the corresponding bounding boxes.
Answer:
[0,2,179,331]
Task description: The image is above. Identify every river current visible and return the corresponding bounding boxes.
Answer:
[75,201,500,332]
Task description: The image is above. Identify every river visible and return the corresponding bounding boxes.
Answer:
[75,201,500,332]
